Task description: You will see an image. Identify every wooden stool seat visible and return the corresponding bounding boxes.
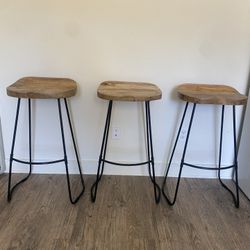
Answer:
[177,83,247,105]
[7,77,77,99]
[97,81,162,101]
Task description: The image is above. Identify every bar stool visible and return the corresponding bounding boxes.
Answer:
[91,81,162,203]
[162,83,247,208]
[6,76,85,204]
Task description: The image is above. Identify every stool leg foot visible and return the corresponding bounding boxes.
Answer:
[145,101,161,203]
[218,105,239,208]
[58,99,85,204]
[8,99,32,202]
[91,100,113,202]
[162,103,196,205]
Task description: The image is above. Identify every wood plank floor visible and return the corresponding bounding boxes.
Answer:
[0,174,249,250]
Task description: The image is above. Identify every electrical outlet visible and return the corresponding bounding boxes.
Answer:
[112,127,120,139]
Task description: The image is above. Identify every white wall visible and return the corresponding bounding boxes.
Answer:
[0,0,249,178]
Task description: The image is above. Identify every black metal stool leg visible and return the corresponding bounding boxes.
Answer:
[161,103,189,204]
[91,100,113,202]
[8,98,33,202]
[58,99,85,204]
[232,105,240,207]
[218,105,225,182]
[98,101,113,181]
[145,102,153,183]
[145,101,161,203]
[218,105,239,208]
[162,102,196,205]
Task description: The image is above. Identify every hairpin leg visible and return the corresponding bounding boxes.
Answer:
[58,99,85,204]
[91,100,113,202]
[162,103,196,205]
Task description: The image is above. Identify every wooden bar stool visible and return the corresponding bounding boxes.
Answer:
[6,77,85,204]
[162,83,247,208]
[91,81,162,203]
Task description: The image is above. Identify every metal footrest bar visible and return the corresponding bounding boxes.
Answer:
[102,159,151,167]
[12,158,65,165]
[183,162,236,170]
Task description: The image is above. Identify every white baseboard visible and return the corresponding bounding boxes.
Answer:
[4,158,233,179]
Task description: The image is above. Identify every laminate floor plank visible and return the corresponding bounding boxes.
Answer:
[0,174,249,250]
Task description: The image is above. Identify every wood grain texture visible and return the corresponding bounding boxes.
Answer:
[7,77,77,99]
[97,81,162,101]
[177,83,247,105]
[0,174,249,250]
